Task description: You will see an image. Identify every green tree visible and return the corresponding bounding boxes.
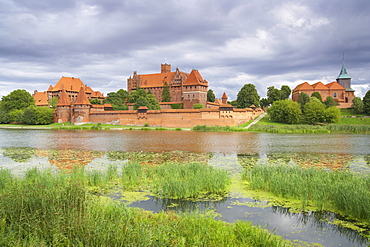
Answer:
[236,84,260,108]
[363,90,370,114]
[304,97,325,124]
[267,86,281,104]
[89,98,103,105]
[0,105,10,123]
[161,82,171,102]
[104,89,129,106]
[146,94,161,110]
[9,109,24,123]
[323,106,341,123]
[207,89,216,102]
[311,92,322,102]
[1,89,35,112]
[193,103,204,109]
[128,87,148,103]
[280,85,291,100]
[267,99,301,124]
[22,106,37,124]
[48,97,59,109]
[260,98,270,108]
[351,97,364,113]
[324,96,337,108]
[298,92,310,111]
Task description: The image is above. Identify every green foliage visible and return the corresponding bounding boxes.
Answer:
[304,97,325,124]
[112,104,128,110]
[352,97,364,113]
[267,86,281,104]
[250,124,370,133]
[161,82,171,102]
[245,165,370,221]
[89,98,103,105]
[324,96,337,108]
[22,106,54,125]
[267,99,302,124]
[362,90,370,114]
[193,103,204,109]
[131,87,160,110]
[48,97,59,108]
[323,106,341,123]
[259,98,269,107]
[280,85,291,100]
[170,103,183,109]
[0,107,10,123]
[9,109,24,123]
[236,84,260,108]
[0,89,35,112]
[298,92,310,111]
[311,92,322,102]
[207,89,216,102]
[104,89,129,106]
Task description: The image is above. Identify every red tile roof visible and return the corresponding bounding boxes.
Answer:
[34,91,49,106]
[183,69,208,86]
[57,88,71,106]
[74,86,91,105]
[53,77,85,92]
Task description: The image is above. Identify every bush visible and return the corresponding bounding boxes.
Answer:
[267,100,301,124]
[304,97,325,124]
[323,106,341,123]
[193,103,204,109]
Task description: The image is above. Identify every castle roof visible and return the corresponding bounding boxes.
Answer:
[222,92,228,99]
[53,77,85,92]
[34,91,49,106]
[326,81,345,90]
[57,88,71,106]
[183,69,208,86]
[74,86,91,105]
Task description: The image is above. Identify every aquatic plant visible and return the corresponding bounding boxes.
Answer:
[0,167,292,246]
[244,165,370,222]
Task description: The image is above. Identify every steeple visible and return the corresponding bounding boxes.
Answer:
[336,55,352,90]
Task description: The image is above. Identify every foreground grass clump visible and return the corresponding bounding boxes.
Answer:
[0,168,292,246]
[192,125,248,132]
[122,162,231,199]
[244,165,370,222]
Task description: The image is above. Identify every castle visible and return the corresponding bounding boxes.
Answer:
[33,66,262,127]
[292,61,355,108]
[127,63,208,109]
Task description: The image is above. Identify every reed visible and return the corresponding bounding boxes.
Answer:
[249,124,370,133]
[244,165,370,221]
[0,167,292,246]
[192,125,248,132]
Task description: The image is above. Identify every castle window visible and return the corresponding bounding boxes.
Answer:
[334,92,337,98]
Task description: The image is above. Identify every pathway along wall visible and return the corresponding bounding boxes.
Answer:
[87,108,261,127]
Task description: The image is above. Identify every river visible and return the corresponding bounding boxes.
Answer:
[0,129,369,246]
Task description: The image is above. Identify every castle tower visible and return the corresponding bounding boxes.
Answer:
[55,88,71,123]
[161,63,171,73]
[182,69,208,109]
[72,86,91,124]
[221,92,228,104]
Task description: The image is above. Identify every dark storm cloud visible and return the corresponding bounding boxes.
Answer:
[0,0,369,99]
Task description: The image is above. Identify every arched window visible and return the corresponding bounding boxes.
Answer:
[333,92,337,98]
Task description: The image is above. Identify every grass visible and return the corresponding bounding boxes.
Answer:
[121,162,231,199]
[0,167,293,246]
[244,165,370,222]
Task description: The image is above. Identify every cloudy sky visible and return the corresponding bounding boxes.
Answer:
[1,0,369,100]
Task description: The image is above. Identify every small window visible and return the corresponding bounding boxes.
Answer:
[334,92,337,98]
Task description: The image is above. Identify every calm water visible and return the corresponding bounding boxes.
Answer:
[0,128,370,246]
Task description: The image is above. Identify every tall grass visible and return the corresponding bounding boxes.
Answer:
[122,162,230,199]
[249,124,370,133]
[244,165,370,222]
[0,167,292,246]
[192,125,248,132]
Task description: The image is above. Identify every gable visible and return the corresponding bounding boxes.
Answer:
[326,81,345,90]
[53,77,85,92]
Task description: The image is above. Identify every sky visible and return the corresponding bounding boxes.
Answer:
[0,0,369,100]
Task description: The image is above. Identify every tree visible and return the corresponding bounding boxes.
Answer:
[311,92,322,102]
[9,109,24,123]
[134,96,149,110]
[304,97,325,124]
[363,90,370,114]
[22,106,37,124]
[193,103,204,109]
[267,86,281,105]
[267,99,301,124]
[236,84,260,108]
[280,85,291,100]
[104,89,129,106]
[298,92,310,111]
[145,94,161,110]
[161,82,171,102]
[1,89,35,112]
[260,98,270,108]
[323,106,341,123]
[352,97,364,113]
[48,97,59,108]
[89,98,103,105]
[324,96,337,108]
[207,89,215,102]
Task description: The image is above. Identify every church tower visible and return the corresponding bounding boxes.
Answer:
[336,58,352,90]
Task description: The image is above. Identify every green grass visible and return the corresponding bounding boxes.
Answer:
[0,167,292,246]
[244,165,370,222]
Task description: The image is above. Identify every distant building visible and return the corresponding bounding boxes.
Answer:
[127,64,208,109]
[33,77,105,107]
[292,61,355,108]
